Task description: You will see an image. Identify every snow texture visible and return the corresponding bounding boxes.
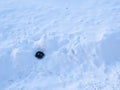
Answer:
[0,0,120,90]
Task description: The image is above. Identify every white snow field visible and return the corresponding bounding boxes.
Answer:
[0,0,120,90]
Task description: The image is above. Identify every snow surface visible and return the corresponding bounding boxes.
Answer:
[0,0,120,90]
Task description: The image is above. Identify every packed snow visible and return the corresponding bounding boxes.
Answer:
[0,0,120,90]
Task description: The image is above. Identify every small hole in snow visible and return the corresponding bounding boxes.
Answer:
[35,51,45,59]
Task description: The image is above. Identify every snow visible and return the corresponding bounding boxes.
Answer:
[0,0,120,90]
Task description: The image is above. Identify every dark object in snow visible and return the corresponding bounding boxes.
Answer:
[35,51,45,59]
